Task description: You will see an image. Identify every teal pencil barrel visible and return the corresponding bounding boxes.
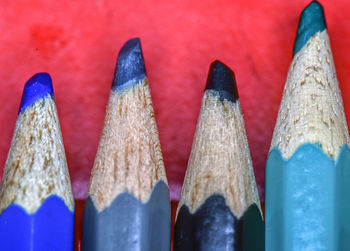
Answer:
[266,144,350,250]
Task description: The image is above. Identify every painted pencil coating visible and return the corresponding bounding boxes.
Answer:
[266,1,350,250]
[175,195,264,251]
[83,181,170,251]
[83,38,170,251]
[266,144,350,250]
[0,73,75,251]
[0,196,74,250]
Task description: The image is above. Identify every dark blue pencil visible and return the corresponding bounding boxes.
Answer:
[174,61,264,251]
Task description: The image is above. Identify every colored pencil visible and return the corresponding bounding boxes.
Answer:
[82,38,171,251]
[0,73,75,250]
[265,1,350,250]
[174,61,264,251]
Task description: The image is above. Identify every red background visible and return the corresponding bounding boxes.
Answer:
[0,0,349,209]
[2,0,349,249]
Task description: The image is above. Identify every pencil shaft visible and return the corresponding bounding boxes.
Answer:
[83,181,170,251]
[266,2,350,250]
[175,61,264,251]
[82,38,170,251]
[0,73,75,250]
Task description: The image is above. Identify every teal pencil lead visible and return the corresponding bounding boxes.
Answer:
[293,1,326,55]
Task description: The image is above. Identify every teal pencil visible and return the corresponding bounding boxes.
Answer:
[266,1,350,250]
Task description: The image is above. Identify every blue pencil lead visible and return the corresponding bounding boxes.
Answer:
[19,73,53,114]
[112,38,146,90]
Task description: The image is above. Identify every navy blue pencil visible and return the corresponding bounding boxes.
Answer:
[174,61,264,251]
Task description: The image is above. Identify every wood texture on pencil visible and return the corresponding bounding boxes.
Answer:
[0,73,75,251]
[270,29,349,159]
[88,77,167,211]
[83,38,170,251]
[177,89,260,217]
[175,61,264,251]
[0,90,74,213]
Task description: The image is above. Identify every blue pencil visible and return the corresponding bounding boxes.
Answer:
[266,1,350,250]
[82,38,170,251]
[0,73,75,250]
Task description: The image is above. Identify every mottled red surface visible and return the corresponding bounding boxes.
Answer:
[0,0,350,204]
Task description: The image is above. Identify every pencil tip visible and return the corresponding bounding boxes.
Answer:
[293,1,326,55]
[19,73,54,114]
[112,38,146,90]
[205,60,238,102]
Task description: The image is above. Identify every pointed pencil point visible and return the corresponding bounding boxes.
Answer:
[112,38,146,90]
[19,73,53,114]
[293,1,326,55]
[205,60,238,102]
